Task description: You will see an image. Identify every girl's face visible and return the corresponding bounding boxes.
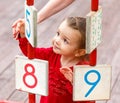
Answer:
[52,20,82,57]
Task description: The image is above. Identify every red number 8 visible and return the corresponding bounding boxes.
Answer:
[23,63,37,88]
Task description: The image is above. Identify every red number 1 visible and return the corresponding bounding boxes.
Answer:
[23,63,37,88]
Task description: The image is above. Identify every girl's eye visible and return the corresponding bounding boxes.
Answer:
[63,38,69,44]
[56,32,60,36]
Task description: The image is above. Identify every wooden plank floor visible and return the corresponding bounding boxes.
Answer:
[0,0,120,103]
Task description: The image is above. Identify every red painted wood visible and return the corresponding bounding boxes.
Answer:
[91,0,99,11]
[26,0,36,103]
[90,49,97,66]
[90,0,99,66]
[28,93,36,103]
[26,0,34,6]
[27,42,35,59]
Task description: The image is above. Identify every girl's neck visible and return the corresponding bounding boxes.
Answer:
[60,55,81,67]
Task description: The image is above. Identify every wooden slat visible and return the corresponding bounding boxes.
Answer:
[0,0,120,103]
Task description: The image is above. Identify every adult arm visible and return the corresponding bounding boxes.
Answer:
[37,0,75,23]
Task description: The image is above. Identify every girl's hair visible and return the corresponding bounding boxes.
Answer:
[66,17,86,49]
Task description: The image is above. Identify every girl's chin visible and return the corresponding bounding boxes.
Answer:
[53,48,59,54]
[53,47,60,54]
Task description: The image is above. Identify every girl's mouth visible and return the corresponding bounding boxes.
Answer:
[53,45,59,50]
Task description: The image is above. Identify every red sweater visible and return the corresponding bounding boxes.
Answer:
[19,38,95,103]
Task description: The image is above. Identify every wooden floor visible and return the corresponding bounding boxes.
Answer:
[0,0,120,103]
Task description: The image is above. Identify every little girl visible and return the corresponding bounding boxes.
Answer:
[13,17,95,103]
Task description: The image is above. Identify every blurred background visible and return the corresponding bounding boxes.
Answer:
[0,0,120,103]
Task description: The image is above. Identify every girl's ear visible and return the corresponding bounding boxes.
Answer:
[75,49,86,57]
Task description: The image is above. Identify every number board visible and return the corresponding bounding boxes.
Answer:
[86,6,102,53]
[25,4,37,47]
[73,65,111,101]
[15,55,48,96]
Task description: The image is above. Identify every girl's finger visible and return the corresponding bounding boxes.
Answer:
[12,18,24,27]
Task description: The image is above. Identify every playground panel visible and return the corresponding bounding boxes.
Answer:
[73,65,111,101]
[15,55,48,96]
[25,4,37,47]
[86,6,102,54]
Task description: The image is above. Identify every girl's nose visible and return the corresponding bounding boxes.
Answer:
[55,36,61,45]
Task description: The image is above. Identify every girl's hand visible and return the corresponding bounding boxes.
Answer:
[60,67,73,84]
[12,18,25,39]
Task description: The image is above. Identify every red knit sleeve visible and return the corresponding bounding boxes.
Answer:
[34,47,53,60]
[65,81,73,94]
[19,37,28,56]
[19,37,53,60]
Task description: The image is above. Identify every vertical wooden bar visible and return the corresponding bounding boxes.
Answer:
[28,43,36,103]
[89,0,99,66]
[27,42,35,59]
[91,0,99,11]
[27,0,34,6]
[26,0,36,103]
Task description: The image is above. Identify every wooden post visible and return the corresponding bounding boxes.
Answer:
[91,0,99,11]
[90,0,99,102]
[27,0,34,6]
[26,0,36,103]
[89,0,99,66]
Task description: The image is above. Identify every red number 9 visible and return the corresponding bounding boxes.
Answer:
[23,63,37,88]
